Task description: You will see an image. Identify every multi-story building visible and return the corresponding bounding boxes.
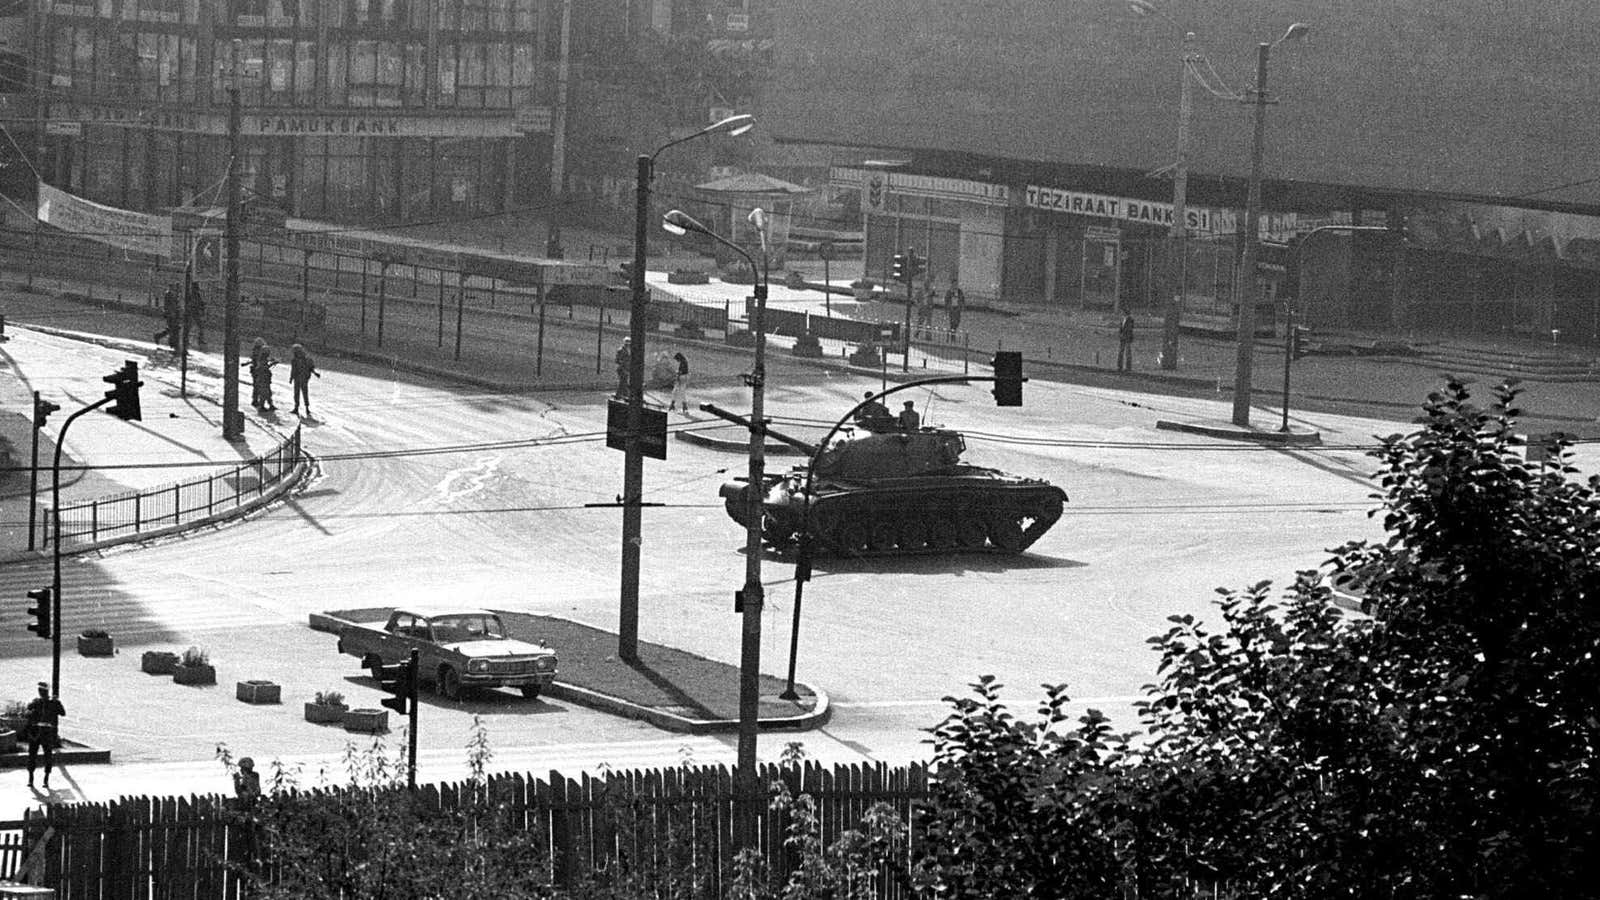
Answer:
[19,0,563,223]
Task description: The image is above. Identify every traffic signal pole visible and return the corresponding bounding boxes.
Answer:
[49,396,113,696]
[406,648,418,789]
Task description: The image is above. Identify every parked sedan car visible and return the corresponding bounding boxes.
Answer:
[336,606,558,700]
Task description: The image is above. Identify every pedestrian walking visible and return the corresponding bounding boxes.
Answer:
[898,400,921,432]
[289,343,320,417]
[24,682,64,790]
[185,282,208,348]
[154,283,183,350]
[670,351,690,411]
[913,286,933,339]
[614,337,631,398]
[945,281,966,332]
[1117,312,1136,372]
[244,337,277,411]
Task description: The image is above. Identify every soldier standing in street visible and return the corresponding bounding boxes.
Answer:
[614,337,631,398]
[1117,312,1136,372]
[25,682,64,790]
[185,281,208,349]
[154,283,183,350]
[289,343,320,417]
[945,281,965,332]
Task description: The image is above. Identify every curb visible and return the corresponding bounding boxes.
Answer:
[307,611,830,735]
[1154,419,1323,445]
[0,739,112,769]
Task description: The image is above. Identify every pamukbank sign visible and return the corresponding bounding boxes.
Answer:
[1025,185,1217,233]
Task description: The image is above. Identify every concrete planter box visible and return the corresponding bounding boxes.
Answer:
[236,680,281,704]
[141,651,179,675]
[343,708,388,734]
[173,663,216,686]
[667,270,710,285]
[77,633,114,657]
[304,702,348,724]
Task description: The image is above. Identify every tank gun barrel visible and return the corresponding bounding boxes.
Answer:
[697,403,819,456]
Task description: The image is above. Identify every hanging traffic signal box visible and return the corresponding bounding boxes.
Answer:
[991,351,1024,406]
[1291,325,1313,360]
[33,397,60,429]
[373,656,417,715]
[26,587,51,639]
[891,252,907,283]
[103,361,143,422]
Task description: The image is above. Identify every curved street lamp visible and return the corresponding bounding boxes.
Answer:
[662,207,770,852]
[618,114,755,663]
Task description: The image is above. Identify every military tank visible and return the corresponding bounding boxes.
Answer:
[717,419,1067,556]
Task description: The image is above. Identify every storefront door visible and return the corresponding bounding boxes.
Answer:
[1081,227,1121,311]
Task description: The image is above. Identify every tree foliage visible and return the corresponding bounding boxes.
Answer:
[918,379,1600,897]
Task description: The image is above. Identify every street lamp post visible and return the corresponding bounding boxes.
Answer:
[618,114,753,662]
[1231,24,1309,427]
[1161,32,1196,370]
[663,207,768,853]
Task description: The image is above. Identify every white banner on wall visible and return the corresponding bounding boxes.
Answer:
[36,181,174,259]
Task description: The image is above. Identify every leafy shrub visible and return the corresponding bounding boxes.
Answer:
[179,646,209,667]
[81,628,109,638]
[313,690,346,707]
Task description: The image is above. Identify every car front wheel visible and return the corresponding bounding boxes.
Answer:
[519,684,542,700]
[437,666,462,701]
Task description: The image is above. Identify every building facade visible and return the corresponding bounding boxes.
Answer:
[22,0,560,223]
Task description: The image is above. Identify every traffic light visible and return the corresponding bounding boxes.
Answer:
[102,361,143,422]
[373,656,417,715]
[907,250,925,280]
[26,587,51,639]
[891,252,907,283]
[991,351,1024,406]
[1291,325,1312,360]
[33,396,60,429]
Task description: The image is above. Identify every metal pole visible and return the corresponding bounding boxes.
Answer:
[1161,33,1195,371]
[902,252,914,373]
[1280,305,1294,432]
[1230,42,1271,427]
[51,399,110,698]
[736,257,769,853]
[181,259,192,397]
[28,392,41,552]
[377,261,388,348]
[619,153,650,662]
[536,281,547,376]
[454,271,465,360]
[407,648,419,790]
[222,42,244,440]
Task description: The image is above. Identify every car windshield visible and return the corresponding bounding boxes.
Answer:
[429,614,505,643]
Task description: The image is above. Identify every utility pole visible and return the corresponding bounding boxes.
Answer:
[547,0,572,257]
[1230,42,1271,427]
[1161,32,1195,371]
[222,40,244,440]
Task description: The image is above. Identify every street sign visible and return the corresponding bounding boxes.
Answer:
[606,400,668,461]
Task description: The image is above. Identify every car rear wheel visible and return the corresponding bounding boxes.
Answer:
[519,684,543,700]
[437,666,462,701]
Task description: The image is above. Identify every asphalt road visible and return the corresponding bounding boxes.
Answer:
[0,309,1415,816]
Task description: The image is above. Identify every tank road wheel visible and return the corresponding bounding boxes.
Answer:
[987,511,1026,553]
[927,515,960,550]
[955,509,989,549]
[898,517,930,551]
[437,666,463,701]
[835,519,870,556]
[762,516,797,551]
[867,518,898,553]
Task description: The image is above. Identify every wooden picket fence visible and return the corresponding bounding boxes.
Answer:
[23,760,930,900]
